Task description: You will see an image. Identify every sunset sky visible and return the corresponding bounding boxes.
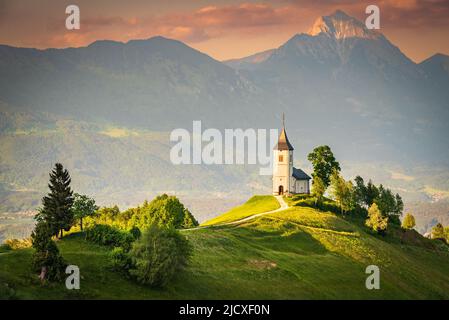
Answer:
[0,0,448,62]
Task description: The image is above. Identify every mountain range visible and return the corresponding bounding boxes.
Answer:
[0,10,448,237]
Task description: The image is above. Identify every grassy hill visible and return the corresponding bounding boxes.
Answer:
[201,195,280,226]
[1,195,448,299]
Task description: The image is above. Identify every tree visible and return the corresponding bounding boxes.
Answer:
[307,145,341,188]
[401,213,416,230]
[366,203,388,234]
[353,176,368,208]
[311,176,326,206]
[31,221,67,281]
[431,223,446,241]
[365,180,379,207]
[128,225,192,287]
[329,170,354,214]
[72,193,99,231]
[131,194,198,230]
[36,163,74,238]
[373,185,403,224]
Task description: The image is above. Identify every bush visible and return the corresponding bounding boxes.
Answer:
[4,238,32,250]
[109,247,133,273]
[128,225,192,287]
[85,224,135,251]
[0,283,16,300]
[0,244,11,253]
[129,226,141,240]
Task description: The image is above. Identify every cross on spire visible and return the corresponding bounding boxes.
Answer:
[282,112,285,129]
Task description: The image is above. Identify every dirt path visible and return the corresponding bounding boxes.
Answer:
[182,196,289,231]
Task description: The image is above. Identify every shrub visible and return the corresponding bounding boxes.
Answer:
[4,238,32,250]
[128,225,192,287]
[0,244,12,253]
[109,247,133,273]
[0,283,16,300]
[85,224,134,251]
[129,226,141,240]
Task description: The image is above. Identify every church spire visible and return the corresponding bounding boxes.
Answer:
[274,113,294,151]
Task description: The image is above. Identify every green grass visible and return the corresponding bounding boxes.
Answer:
[1,196,449,299]
[201,195,280,226]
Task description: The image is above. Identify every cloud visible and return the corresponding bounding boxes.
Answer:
[145,3,301,43]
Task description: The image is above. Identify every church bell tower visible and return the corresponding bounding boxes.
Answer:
[272,114,294,195]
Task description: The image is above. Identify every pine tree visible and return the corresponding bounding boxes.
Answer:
[37,163,74,238]
[31,221,67,281]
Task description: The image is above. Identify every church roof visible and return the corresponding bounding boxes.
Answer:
[292,167,311,180]
[274,127,294,151]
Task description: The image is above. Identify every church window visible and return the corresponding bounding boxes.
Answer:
[279,155,283,162]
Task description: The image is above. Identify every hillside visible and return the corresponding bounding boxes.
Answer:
[1,196,448,299]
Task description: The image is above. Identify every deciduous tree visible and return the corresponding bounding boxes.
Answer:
[307,145,340,188]
[366,203,388,234]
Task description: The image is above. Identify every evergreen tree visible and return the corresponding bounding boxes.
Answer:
[31,221,67,281]
[365,180,379,207]
[366,203,388,234]
[37,163,74,238]
[401,213,416,230]
[353,176,368,208]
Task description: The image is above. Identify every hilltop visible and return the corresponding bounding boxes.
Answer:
[1,195,448,299]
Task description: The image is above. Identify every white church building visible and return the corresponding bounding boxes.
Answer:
[272,121,311,196]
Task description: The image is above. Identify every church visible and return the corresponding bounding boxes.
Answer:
[272,120,311,196]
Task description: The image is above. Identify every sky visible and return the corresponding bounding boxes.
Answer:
[0,0,448,62]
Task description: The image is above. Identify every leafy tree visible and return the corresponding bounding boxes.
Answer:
[72,193,99,231]
[401,213,416,230]
[31,221,67,281]
[374,185,402,224]
[431,223,446,241]
[311,176,326,206]
[36,163,74,238]
[444,226,449,243]
[128,225,192,287]
[329,170,354,214]
[307,145,341,188]
[366,203,388,234]
[131,194,198,229]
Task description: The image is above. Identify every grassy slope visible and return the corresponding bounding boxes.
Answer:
[1,197,449,299]
[201,195,280,226]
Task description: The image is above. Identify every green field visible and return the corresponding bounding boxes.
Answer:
[1,196,448,299]
[201,195,280,226]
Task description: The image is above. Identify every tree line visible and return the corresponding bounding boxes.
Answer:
[306,145,445,237]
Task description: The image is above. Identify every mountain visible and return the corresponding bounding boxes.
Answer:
[225,10,449,165]
[1,195,448,299]
[0,36,264,130]
[1,10,449,236]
